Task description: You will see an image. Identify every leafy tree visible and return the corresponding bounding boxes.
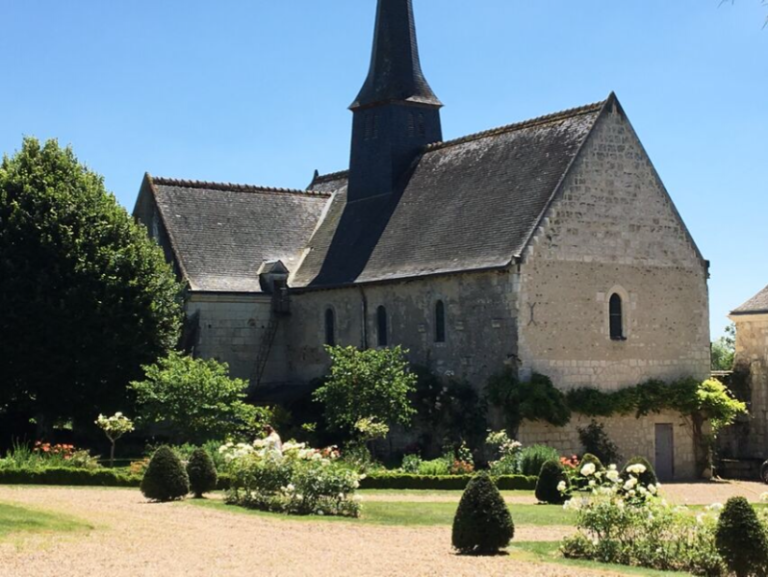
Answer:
[313,346,417,435]
[130,352,269,444]
[0,138,183,434]
[711,324,736,371]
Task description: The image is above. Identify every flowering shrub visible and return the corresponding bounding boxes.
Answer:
[224,438,361,517]
[95,412,134,466]
[0,441,100,470]
[485,430,522,475]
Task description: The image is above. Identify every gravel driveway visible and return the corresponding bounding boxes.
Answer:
[0,487,612,577]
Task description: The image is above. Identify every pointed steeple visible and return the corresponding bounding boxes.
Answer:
[351,0,442,110]
[347,0,443,202]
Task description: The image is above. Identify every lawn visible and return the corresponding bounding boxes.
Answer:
[187,495,575,527]
[0,502,92,540]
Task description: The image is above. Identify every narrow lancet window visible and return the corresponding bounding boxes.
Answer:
[377,306,388,347]
[325,308,336,347]
[609,294,625,341]
[435,301,446,343]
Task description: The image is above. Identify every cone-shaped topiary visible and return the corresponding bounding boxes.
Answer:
[452,472,514,555]
[187,448,218,498]
[536,459,568,504]
[620,456,658,487]
[141,446,190,502]
[715,497,768,577]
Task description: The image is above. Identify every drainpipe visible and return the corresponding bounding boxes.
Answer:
[359,285,369,350]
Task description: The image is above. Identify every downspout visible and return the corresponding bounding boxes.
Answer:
[359,285,369,350]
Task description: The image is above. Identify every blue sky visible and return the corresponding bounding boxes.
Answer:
[1,1,766,338]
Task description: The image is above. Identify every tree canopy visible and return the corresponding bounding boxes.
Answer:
[0,138,184,433]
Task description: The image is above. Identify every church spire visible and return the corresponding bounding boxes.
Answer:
[347,0,443,202]
[351,0,442,110]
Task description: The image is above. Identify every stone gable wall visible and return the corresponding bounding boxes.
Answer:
[518,104,710,390]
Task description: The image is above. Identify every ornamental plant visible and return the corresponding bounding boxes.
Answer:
[186,448,218,499]
[715,497,768,577]
[620,457,658,488]
[486,430,522,475]
[140,446,190,502]
[536,460,569,505]
[518,445,560,477]
[95,412,134,467]
[452,472,514,555]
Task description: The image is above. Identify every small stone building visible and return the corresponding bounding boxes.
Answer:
[724,286,768,461]
[133,0,711,479]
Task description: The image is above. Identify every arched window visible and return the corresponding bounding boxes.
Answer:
[609,294,624,341]
[435,300,446,343]
[324,308,336,347]
[377,306,388,347]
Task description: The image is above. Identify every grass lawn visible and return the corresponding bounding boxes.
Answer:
[511,542,686,577]
[187,496,575,527]
[0,502,92,540]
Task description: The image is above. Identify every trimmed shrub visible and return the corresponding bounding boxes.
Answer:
[0,467,140,487]
[579,453,604,472]
[140,446,190,502]
[621,456,658,487]
[187,448,218,498]
[572,453,604,490]
[452,473,514,555]
[715,497,768,577]
[358,473,537,491]
[535,460,568,504]
[518,445,560,477]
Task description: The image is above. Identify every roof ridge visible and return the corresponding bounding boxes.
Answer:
[151,176,332,198]
[312,169,349,184]
[425,99,607,152]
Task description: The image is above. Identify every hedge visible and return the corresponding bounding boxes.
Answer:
[359,473,537,491]
[0,467,233,491]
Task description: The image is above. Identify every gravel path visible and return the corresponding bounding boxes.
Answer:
[0,487,612,577]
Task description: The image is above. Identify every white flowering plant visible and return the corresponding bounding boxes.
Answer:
[224,437,359,517]
[95,412,134,467]
[485,430,523,475]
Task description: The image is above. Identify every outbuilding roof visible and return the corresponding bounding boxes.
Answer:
[732,285,768,316]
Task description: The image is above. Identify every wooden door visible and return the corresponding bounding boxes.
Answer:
[654,424,674,482]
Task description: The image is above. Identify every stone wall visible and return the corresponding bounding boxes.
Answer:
[519,411,698,480]
[517,101,711,390]
[284,270,520,387]
[727,314,768,458]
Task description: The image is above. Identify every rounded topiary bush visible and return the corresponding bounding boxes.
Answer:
[715,497,768,577]
[452,472,514,555]
[536,460,568,504]
[140,446,190,502]
[187,448,218,498]
[620,456,658,487]
[573,453,604,489]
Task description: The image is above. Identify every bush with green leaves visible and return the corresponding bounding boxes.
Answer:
[620,457,658,488]
[570,453,604,490]
[0,137,183,433]
[519,445,560,477]
[562,487,726,576]
[314,346,417,437]
[140,446,190,502]
[715,497,768,577]
[578,420,622,466]
[485,430,522,475]
[187,448,218,498]
[417,456,451,476]
[452,472,514,555]
[400,454,422,473]
[130,352,270,444]
[535,460,569,505]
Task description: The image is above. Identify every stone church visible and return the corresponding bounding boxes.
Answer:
[133,0,711,479]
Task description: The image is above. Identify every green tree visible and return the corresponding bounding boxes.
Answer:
[711,324,736,371]
[313,346,417,435]
[130,352,268,444]
[0,138,183,433]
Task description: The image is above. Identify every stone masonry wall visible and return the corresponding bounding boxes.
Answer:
[186,294,287,384]
[284,270,520,388]
[518,102,711,389]
[728,314,768,458]
[519,411,697,480]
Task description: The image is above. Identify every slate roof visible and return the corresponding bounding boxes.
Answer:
[732,285,768,315]
[292,99,607,289]
[147,176,331,293]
